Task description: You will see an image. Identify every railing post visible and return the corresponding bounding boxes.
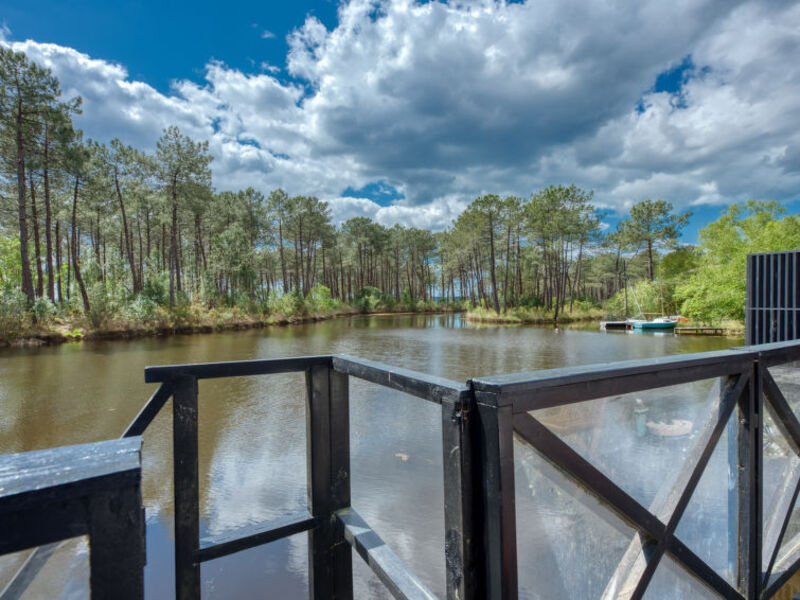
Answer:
[88,486,146,599]
[306,364,353,600]
[474,388,517,600]
[172,374,201,600]
[442,389,478,600]
[0,437,145,600]
[730,361,762,598]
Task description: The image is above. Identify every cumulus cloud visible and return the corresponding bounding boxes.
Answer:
[3,0,800,228]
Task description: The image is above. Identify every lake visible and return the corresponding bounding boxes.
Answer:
[0,314,744,598]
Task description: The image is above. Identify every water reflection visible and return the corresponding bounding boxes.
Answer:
[0,315,740,598]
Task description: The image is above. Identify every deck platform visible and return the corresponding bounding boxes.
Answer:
[675,327,727,336]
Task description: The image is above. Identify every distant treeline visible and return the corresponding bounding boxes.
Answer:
[2,46,798,332]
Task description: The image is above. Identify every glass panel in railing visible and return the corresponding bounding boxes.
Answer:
[193,373,310,598]
[641,553,723,599]
[527,377,721,512]
[763,404,800,572]
[771,569,800,599]
[673,411,736,588]
[767,496,800,592]
[349,378,445,599]
[515,433,637,599]
[0,537,89,600]
[767,364,800,419]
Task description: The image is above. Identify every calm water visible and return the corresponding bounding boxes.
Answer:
[0,315,744,598]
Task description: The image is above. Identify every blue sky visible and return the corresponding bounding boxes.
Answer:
[2,0,799,241]
[0,0,338,93]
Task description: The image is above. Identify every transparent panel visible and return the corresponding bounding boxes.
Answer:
[673,410,736,587]
[515,433,638,599]
[768,365,800,418]
[529,378,720,511]
[642,553,723,599]
[763,404,800,571]
[768,497,800,590]
[350,378,444,599]
[199,373,308,537]
[0,537,89,600]
[201,531,308,598]
[773,568,800,600]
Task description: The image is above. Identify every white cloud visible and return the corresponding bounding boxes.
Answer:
[3,0,800,228]
[261,29,275,39]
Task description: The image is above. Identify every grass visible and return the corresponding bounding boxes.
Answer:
[466,305,604,324]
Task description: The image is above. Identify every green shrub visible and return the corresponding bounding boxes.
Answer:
[86,283,115,329]
[142,274,169,306]
[604,280,664,319]
[308,285,336,313]
[0,286,28,339]
[31,297,56,324]
[127,294,159,322]
[354,286,385,313]
[518,295,544,309]
[269,290,307,317]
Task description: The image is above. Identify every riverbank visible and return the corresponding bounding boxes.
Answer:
[465,307,746,336]
[465,305,604,324]
[1,305,466,348]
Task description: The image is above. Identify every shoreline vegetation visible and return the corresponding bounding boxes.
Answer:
[0,291,467,347]
[465,305,603,324]
[3,307,459,348]
[2,48,798,351]
[464,306,745,336]
[3,301,748,349]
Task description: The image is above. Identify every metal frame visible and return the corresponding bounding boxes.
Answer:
[471,341,800,599]
[139,354,475,600]
[6,341,800,599]
[747,251,800,346]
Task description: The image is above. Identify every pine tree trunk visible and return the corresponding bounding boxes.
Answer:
[114,170,140,292]
[55,220,63,303]
[43,133,55,302]
[15,101,35,302]
[169,178,178,308]
[502,223,511,313]
[71,177,90,313]
[29,170,44,298]
[488,214,501,313]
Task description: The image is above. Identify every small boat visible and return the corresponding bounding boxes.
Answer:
[669,315,690,323]
[632,317,677,330]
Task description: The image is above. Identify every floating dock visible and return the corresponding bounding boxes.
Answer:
[600,321,631,330]
[675,327,728,336]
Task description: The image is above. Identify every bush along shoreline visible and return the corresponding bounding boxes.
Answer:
[0,283,467,347]
[465,301,604,324]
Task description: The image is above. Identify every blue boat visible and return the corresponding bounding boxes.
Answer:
[631,317,677,331]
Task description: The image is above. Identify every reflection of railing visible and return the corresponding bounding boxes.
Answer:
[4,341,800,599]
[0,437,145,599]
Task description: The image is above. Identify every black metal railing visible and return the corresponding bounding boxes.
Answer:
[4,340,800,599]
[747,251,800,345]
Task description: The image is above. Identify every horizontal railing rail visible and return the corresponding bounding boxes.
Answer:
[6,341,800,600]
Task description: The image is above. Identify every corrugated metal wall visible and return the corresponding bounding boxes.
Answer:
[746,251,800,345]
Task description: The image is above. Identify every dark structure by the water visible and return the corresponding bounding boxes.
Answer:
[747,251,800,345]
[4,342,800,599]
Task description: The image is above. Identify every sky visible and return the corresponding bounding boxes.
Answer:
[1,0,799,241]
